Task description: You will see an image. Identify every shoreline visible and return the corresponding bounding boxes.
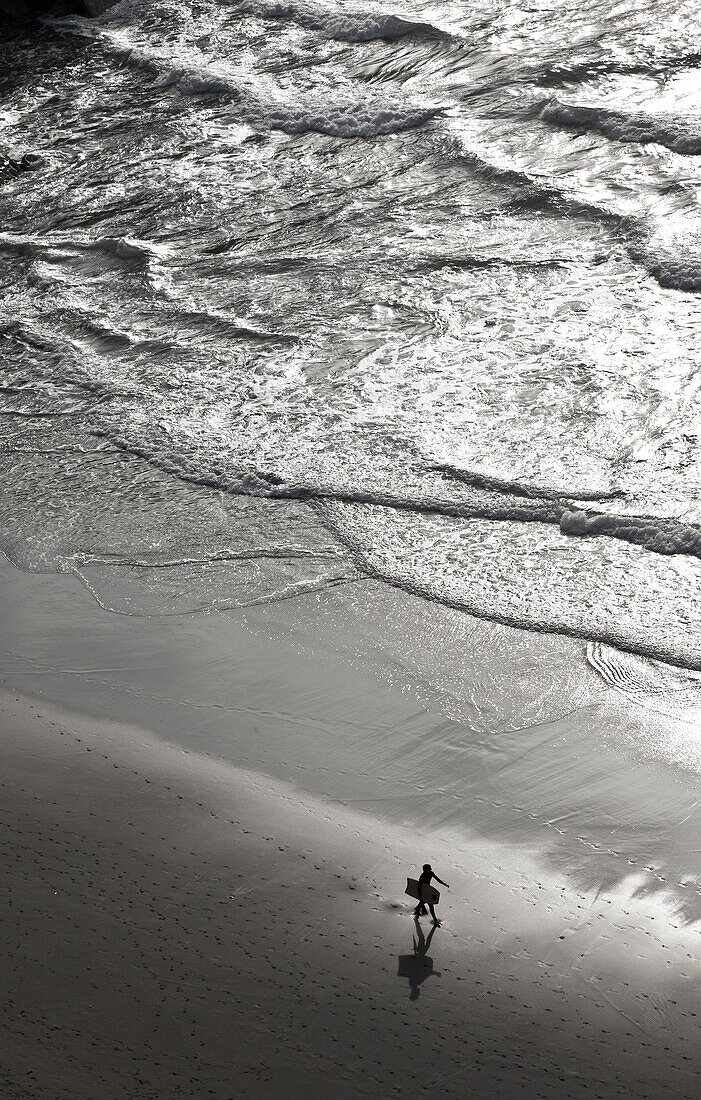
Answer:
[4,555,701,914]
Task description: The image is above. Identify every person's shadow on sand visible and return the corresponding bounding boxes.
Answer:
[397,918,441,1000]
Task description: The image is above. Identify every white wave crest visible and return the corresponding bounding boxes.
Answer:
[89,235,172,262]
[541,100,701,156]
[641,254,701,293]
[116,46,237,94]
[0,231,167,265]
[243,101,440,138]
[231,0,442,42]
[560,509,701,556]
[111,44,440,137]
[628,222,701,293]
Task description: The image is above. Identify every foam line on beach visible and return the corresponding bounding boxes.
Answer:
[433,463,624,502]
[95,430,701,562]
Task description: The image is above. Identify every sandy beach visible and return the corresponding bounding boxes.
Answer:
[5,0,701,1094]
[2,558,701,1098]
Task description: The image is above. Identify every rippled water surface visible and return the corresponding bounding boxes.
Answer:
[2,0,701,676]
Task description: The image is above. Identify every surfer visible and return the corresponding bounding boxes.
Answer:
[414,863,449,924]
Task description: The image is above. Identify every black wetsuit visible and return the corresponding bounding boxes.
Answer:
[415,870,439,921]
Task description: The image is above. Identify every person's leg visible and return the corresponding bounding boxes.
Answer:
[429,903,440,924]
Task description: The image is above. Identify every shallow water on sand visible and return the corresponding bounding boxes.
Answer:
[5,557,701,926]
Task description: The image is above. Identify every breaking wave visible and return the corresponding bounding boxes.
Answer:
[628,222,701,293]
[230,0,445,42]
[317,502,701,672]
[0,232,168,265]
[115,45,442,137]
[559,509,701,557]
[245,100,441,138]
[541,99,701,156]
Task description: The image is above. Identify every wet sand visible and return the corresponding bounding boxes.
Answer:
[2,560,701,1097]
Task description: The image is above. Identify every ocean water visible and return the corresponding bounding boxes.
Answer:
[3,0,701,687]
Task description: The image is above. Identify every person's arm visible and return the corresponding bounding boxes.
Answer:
[434,876,449,888]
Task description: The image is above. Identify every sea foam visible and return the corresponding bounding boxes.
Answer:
[243,101,440,138]
[560,509,701,556]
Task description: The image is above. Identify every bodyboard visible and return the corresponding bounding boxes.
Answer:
[405,877,440,905]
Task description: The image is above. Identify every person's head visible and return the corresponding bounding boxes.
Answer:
[423,863,431,872]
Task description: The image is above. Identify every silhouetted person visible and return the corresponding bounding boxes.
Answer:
[414,863,449,924]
